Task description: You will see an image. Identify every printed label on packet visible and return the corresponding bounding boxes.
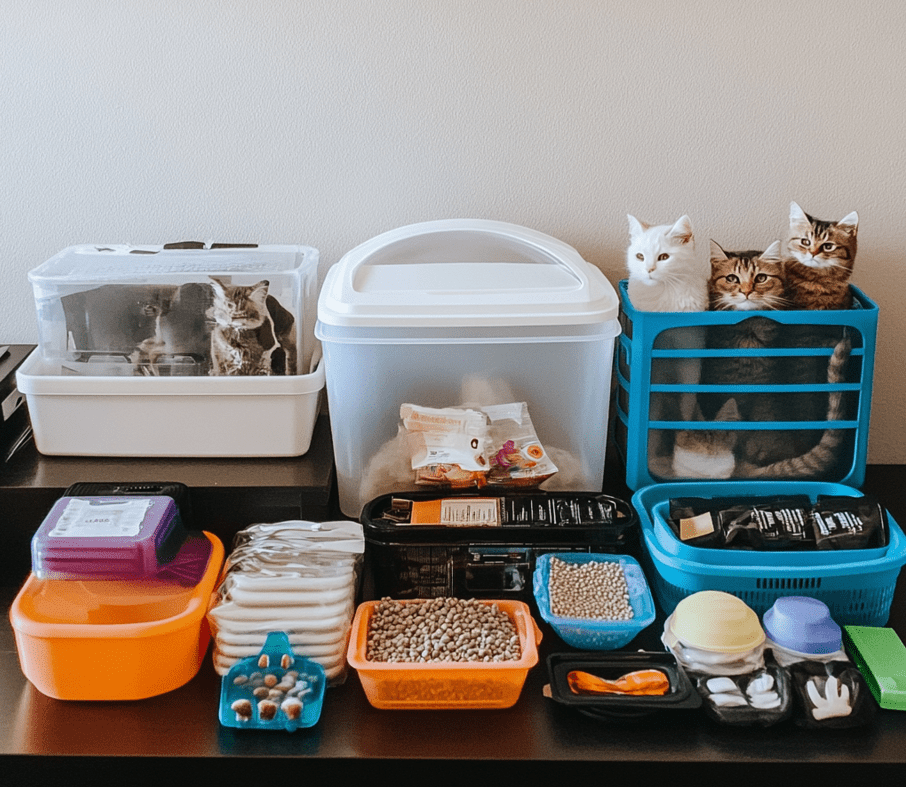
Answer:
[49,498,152,538]
[409,498,501,527]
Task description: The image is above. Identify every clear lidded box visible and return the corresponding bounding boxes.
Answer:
[28,243,319,377]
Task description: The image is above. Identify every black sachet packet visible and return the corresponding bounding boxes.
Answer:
[668,496,813,550]
[810,494,888,550]
[720,496,815,550]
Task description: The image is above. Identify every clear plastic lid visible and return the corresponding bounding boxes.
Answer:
[317,219,619,328]
[29,244,318,284]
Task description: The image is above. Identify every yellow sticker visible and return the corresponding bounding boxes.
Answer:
[679,512,715,541]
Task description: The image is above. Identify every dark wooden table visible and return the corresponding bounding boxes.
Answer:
[2,432,906,785]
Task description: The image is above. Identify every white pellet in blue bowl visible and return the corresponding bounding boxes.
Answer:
[533,553,656,650]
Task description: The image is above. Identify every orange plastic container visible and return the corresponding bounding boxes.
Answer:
[9,531,224,700]
[346,598,541,709]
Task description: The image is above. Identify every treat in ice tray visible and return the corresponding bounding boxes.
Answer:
[219,631,326,731]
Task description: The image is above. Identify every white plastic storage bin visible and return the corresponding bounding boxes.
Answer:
[316,219,621,518]
[17,349,324,457]
[29,243,319,377]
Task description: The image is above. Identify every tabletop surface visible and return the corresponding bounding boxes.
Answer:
[3,444,906,784]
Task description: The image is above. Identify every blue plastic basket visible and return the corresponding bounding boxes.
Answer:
[636,484,906,627]
[633,481,895,567]
[614,279,878,491]
[533,553,656,649]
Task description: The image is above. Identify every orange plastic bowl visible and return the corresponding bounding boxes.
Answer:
[346,598,541,710]
[9,531,224,700]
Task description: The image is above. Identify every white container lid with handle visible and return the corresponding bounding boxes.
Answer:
[317,219,619,329]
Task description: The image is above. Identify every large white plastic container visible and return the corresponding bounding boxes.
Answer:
[21,242,324,457]
[16,349,325,457]
[316,219,621,517]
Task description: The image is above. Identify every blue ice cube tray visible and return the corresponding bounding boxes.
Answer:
[218,631,327,731]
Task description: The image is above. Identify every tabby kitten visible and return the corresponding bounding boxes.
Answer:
[672,337,851,480]
[783,202,859,428]
[784,201,859,310]
[707,240,787,312]
[131,283,213,375]
[698,240,789,463]
[208,278,276,376]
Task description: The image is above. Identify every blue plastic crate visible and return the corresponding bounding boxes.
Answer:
[614,279,878,491]
[637,486,906,627]
[533,553,656,649]
[633,481,895,567]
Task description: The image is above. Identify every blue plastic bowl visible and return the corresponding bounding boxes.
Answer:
[533,553,656,650]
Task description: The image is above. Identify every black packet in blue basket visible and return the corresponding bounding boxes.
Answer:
[811,495,887,550]
[669,495,814,550]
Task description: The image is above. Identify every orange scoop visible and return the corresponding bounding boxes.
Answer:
[567,669,670,696]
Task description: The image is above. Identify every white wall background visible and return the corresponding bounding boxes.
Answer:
[2,1,904,462]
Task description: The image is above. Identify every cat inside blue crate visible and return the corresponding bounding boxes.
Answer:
[625,202,859,481]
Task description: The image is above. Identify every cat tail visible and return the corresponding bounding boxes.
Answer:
[743,336,851,479]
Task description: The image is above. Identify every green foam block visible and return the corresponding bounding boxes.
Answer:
[843,625,906,711]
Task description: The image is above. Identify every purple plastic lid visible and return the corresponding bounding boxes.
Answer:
[31,496,182,579]
[762,596,843,655]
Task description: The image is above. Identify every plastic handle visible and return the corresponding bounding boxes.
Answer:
[335,219,591,305]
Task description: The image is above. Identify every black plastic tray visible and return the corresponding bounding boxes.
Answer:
[545,650,701,719]
[361,490,637,601]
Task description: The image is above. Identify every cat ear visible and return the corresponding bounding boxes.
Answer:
[668,215,694,245]
[208,276,228,295]
[761,240,782,262]
[715,398,742,422]
[789,202,812,236]
[789,201,807,224]
[627,214,647,238]
[709,240,728,261]
[248,280,270,306]
[837,211,859,234]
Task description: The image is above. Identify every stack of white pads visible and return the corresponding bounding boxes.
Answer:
[206,520,364,684]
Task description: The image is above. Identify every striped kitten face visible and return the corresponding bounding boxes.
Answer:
[708,240,787,311]
[209,277,270,329]
[786,201,858,271]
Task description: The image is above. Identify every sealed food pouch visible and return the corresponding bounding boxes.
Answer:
[400,403,490,488]
[484,402,558,487]
[811,494,888,550]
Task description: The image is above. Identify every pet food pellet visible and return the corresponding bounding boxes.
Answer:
[231,699,252,721]
[232,675,249,686]
[258,699,278,720]
[258,655,270,668]
[547,558,634,621]
[281,697,303,720]
[264,673,279,688]
[253,686,270,700]
[365,597,521,663]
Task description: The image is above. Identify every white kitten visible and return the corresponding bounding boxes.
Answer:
[625,215,707,468]
[626,214,708,312]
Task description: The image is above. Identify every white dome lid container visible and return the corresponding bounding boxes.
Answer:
[316,219,620,518]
